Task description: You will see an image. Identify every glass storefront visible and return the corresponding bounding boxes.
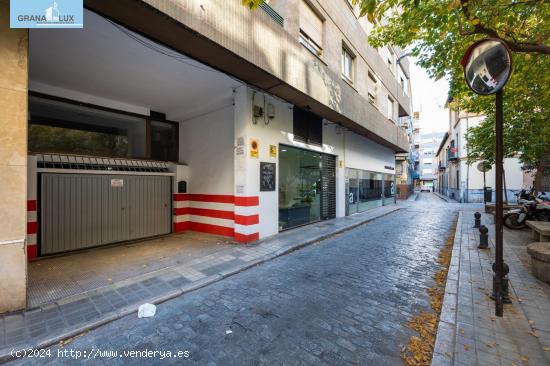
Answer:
[28,95,179,161]
[346,168,395,215]
[279,145,333,230]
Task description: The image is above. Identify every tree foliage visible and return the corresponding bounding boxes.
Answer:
[244,1,550,175]
[362,0,550,180]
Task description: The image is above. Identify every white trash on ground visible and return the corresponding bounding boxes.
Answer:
[137,303,157,318]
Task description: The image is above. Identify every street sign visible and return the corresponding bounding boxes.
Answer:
[477,161,492,173]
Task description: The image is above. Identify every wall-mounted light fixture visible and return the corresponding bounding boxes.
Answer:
[266,103,275,122]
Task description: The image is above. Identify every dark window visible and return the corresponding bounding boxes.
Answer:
[293,107,323,146]
[150,120,178,162]
[28,95,146,158]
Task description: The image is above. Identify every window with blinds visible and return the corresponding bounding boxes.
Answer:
[387,96,394,121]
[299,0,323,57]
[368,72,378,104]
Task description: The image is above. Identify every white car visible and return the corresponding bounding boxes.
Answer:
[420,185,432,192]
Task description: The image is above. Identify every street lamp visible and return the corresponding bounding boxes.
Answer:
[461,38,513,317]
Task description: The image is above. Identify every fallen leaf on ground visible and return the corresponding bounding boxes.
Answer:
[58,330,89,347]
[401,222,456,366]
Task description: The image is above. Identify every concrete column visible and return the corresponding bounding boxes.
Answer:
[0,0,28,312]
[233,86,261,243]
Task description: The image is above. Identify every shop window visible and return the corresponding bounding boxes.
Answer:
[384,179,395,197]
[28,95,146,158]
[293,107,322,146]
[279,145,322,230]
[347,169,386,214]
[299,0,323,57]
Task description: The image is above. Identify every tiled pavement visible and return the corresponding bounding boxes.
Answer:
[0,204,401,362]
[432,211,550,366]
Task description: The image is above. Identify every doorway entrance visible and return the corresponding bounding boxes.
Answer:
[278,145,336,230]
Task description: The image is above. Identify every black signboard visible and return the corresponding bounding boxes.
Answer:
[260,162,276,192]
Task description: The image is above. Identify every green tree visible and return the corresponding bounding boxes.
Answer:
[243,0,550,189]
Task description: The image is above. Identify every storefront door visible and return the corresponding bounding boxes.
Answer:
[279,145,335,230]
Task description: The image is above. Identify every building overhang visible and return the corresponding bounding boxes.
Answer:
[84,0,409,153]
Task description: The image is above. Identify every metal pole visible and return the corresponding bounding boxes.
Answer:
[483,169,487,204]
[494,90,504,317]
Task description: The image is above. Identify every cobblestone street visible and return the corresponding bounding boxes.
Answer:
[12,194,458,365]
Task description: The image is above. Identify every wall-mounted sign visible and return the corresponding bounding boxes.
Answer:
[384,165,395,171]
[339,160,344,168]
[269,145,277,158]
[236,136,245,156]
[260,162,276,192]
[111,179,124,188]
[250,138,259,158]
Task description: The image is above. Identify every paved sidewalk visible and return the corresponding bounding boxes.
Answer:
[432,211,550,366]
[433,192,459,204]
[0,204,400,362]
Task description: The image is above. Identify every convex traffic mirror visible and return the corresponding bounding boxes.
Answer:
[461,39,512,95]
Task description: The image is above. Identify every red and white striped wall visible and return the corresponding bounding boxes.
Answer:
[27,199,38,260]
[233,196,259,243]
[173,194,259,243]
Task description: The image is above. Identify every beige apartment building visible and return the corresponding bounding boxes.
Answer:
[0,0,411,312]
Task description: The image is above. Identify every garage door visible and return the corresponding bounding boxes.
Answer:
[41,174,171,255]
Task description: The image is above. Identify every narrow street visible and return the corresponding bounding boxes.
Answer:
[14,194,457,365]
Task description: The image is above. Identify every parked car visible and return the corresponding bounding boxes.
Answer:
[420,185,432,192]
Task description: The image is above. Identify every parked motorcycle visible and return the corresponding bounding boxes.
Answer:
[503,191,550,229]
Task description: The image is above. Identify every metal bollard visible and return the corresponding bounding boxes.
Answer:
[491,262,512,303]
[474,212,481,228]
[478,225,489,249]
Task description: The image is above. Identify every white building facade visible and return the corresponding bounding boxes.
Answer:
[436,110,526,203]
[1,1,412,312]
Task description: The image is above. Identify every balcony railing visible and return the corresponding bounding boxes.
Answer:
[260,2,284,27]
[448,147,459,160]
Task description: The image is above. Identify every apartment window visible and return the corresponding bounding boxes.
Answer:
[387,47,395,73]
[398,65,409,95]
[293,107,323,146]
[299,0,323,57]
[341,46,354,83]
[368,72,377,104]
[387,97,394,121]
